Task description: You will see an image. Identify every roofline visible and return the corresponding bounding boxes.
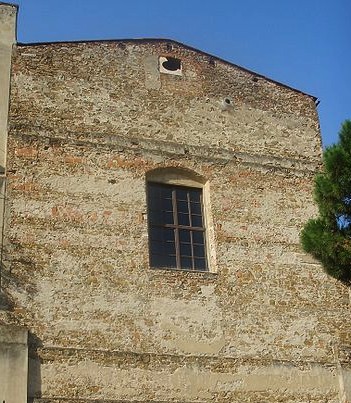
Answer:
[16,38,318,102]
[0,1,18,8]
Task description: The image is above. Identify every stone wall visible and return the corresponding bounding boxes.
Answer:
[2,39,350,402]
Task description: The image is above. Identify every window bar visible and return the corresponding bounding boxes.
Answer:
[172,188,181,269]
[186,190,196,270]
[200,192,207,271]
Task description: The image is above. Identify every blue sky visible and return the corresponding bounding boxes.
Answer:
[13,0,350,148]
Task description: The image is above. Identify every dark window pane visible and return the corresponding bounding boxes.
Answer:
[181,257,193,269]
[180,242,192,257]
[164,255,177,267]
[150,240,175,256]
[193,244,205,258]
[150,227,175,242]
[178,212,190,226]
[163,211,174,224]
[151,253,176,268]
[150,227,163,241]
[149,197,161,210]
[148,184,160,198]
[190,202,202,215]
[177,200,189,214]
[192,231,204,244]
[163,228,175,241]
[160,197,173,211]
[165,241,176,255]
[189,189,201,202]
[176,189,188,201]
[194,258,206,271]
[160,187,173,199]
[191,214,203,227]
[179,229,191,243]
[150,240,163,253]
[149,210,162,225]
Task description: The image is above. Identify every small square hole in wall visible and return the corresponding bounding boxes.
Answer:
[159,56,182,76]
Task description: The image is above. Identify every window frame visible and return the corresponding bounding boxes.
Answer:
[147,182,208,272]
[145,167,217,274]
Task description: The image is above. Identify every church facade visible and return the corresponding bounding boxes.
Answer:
[1,3,351,402]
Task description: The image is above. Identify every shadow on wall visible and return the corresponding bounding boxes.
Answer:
[0,240,40,312]
[0,287,14,311]
[28,332,42,402]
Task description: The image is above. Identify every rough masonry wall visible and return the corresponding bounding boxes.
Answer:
[2,40,350,402]
[10,41,322,164]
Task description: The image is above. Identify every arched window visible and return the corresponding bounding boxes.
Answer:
[146,168,215,272]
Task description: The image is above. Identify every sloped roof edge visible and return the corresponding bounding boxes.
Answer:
[16,37,318,102]
[0,2,18,8]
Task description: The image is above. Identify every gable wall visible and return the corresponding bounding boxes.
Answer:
[2,40,350,402]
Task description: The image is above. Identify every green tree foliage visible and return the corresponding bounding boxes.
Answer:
[301,120,351,283]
